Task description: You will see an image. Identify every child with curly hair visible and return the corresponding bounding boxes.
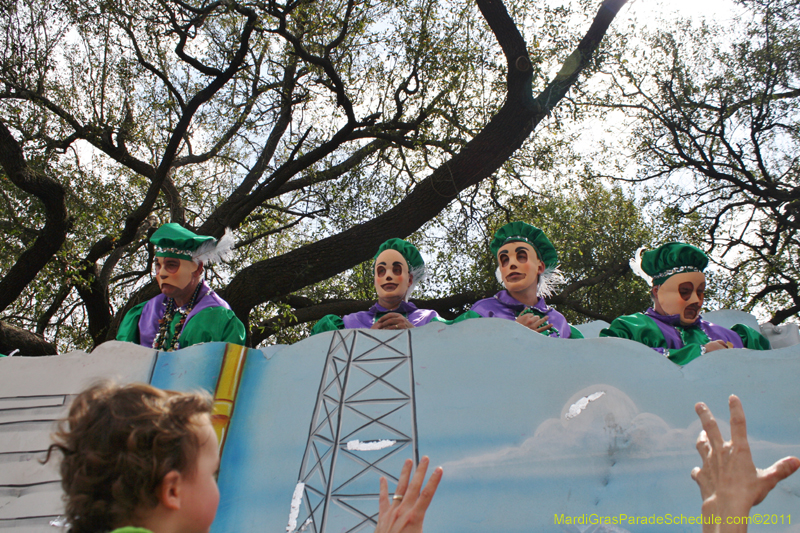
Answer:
[47,382,441,533]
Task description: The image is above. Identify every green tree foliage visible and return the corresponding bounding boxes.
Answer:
[0,0,631,353]
[437,179,655,325]
[261,180,657,344]
[583,0,800,324]
[495,182,654,323]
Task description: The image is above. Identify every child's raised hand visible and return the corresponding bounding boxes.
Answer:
[691,395,800,531]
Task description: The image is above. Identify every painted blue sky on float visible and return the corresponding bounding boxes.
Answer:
[2,317,798,533]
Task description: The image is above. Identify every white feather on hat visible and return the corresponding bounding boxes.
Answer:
[192,228,235,264]
[629,246,653,285]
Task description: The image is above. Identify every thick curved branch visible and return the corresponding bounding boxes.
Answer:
[770,304,800,326]
[556,261,630,298]
[224,0,629,329]
[0,121,72,313]
[0,321,57,356]
[273,138,390,195]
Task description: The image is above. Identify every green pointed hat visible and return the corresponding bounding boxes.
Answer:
[373,238,425,270]
[490,222,558,269]
[639,242,708,285]
[150,223,233,263]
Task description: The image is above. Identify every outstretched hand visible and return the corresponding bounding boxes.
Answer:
[375,457,443,533]
[691,395,800,532]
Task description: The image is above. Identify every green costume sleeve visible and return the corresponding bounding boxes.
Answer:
[600,314,667,346]
[569,326,585,339]
[116,302,147,344]
[430,310,482,325]
[108,528,153,533]
[180,307,247,348]
[600,313,703,364]
[310,314,345,336]
[731,324,771,350]
[666,345,703,366]
[601,314,646,342]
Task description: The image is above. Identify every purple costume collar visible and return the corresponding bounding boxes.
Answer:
[485,291,571,338]
[644,308,743,349]
[138,280,231,348]
[342,301,438,329]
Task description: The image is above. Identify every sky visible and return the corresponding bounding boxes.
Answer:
[626,0,742,22]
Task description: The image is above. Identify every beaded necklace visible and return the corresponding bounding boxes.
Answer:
[152,282,203,351]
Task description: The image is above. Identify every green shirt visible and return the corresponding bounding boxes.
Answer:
[117,303,246,349]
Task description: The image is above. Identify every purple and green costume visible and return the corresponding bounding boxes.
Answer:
[466,222,581,338]
[600,308,769,365]
[601,242,770,365]
[467,290,583,339]
[310,301,467,335]
[311,238,476,335]
[117,280,246,349]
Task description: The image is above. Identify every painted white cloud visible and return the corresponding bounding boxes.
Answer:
[442,384,799,479]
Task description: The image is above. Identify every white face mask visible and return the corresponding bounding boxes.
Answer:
[374,249,411,306]
[497,242,543,295]
[654,271,706,325]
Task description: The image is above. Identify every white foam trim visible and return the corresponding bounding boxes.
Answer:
[346,439,396,451]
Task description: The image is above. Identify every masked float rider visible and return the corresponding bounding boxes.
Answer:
[466,222,583,338]
[600,242,769,365]
[311,238,467,334]
[117,223,246,350]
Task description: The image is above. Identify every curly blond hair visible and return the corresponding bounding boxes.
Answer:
[46,382,213,533]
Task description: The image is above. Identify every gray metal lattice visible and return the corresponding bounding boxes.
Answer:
[292,329,419,533]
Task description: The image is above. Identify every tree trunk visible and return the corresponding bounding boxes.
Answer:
[0,321,57,356]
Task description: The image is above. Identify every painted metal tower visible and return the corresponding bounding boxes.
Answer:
[291,329,419,533]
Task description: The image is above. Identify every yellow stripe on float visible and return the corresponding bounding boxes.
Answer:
[212,343,248,452]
